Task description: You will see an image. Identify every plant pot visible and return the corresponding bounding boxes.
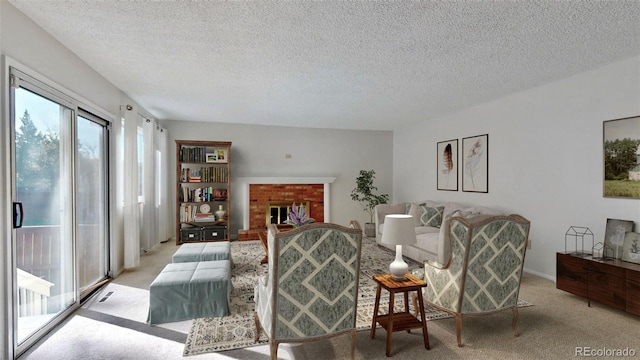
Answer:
[364,223,376,238]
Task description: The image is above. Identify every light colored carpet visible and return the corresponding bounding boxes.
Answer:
[183,239,531,356]
[83,282,192,334]
[19,238,640,360]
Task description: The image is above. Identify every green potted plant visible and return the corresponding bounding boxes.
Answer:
[351,169,390,237]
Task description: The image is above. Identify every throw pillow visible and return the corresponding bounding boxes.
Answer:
[420,205,444,227]
[408,203,423,226]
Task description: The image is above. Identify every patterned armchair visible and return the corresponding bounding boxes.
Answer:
[254,222,364,360]
[414,214,530,347]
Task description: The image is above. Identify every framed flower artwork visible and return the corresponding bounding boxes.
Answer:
[604,218,634,259]
[462,134,488,193]
[621,231,640,264]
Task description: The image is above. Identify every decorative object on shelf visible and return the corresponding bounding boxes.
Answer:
[205,149,228,163]
[351,169,390,237]
[622,231,640,264]
[603,115,640,199]
[215,205,226,221]
[216,149,227,162]
[194,204,215,222]
[381,214,416,280]
[604,218,634,259]
[592,242,614,261]
[564,226,594,257]
[284,202,314,228]
[199,204,211,214]
[437,139,458,191]
[462,134,489,193]
[213,189,227,200]
[192,204,216,222]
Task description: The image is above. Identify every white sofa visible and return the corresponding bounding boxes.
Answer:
[374,201,502,265]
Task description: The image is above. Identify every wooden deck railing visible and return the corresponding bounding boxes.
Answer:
[16,225,103,313]
[17,268,53,316]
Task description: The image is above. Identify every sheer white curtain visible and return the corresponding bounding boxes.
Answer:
[141,120,172,251]
[117,106,169,269]
[141,118,157,252]
[155,125,171,243]
[122,105,140,269]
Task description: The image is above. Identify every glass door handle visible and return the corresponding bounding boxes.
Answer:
[13,202,23,229]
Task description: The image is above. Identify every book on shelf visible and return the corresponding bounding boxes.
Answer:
[188,169,201,182]
[182,167,228,183]
[181,186,228,202]
[179,204,201,223]
[193,214,215,222]
[179,209,215,223]
[180,146,207,163]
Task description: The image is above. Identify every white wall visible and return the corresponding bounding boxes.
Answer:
[162,120,394,238]
[394,56,640,280]
[1,3,122,114]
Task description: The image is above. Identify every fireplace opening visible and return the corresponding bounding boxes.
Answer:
[266,201,310,227]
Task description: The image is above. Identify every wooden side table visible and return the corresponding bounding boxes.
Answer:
[258,231,268,264]
[370,273,430,357]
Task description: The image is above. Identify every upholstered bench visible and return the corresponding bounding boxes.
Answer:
[147,260,232,325]
[171,241,231,263]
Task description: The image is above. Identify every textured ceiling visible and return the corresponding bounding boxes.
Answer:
[9,1,640,130]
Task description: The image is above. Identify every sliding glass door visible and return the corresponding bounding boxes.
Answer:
[76,112,109,295]
[12,86,76,349]
[9,69,110,356]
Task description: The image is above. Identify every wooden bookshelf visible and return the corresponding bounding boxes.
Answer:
[176,140,231,245]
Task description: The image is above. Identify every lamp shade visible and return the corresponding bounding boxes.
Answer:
[381,214,415,246]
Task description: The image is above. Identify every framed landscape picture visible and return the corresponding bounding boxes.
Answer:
[462,134,488,193]
[437,139,458,191]
[603,116,640,199]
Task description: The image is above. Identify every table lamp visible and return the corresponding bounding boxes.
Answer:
[381,214,415,280]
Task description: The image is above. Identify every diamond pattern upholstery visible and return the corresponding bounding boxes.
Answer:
[254,222,363,360]
[420,205,444,227]
[421,214,530,346]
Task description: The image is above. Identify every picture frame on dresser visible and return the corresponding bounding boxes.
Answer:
[621,231,640,264]
[436,139,458,191]
[604,218,634,259]
[462,134,488,193]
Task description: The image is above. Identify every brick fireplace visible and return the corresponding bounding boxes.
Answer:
[236,177,336,240]
[250,184,324,227]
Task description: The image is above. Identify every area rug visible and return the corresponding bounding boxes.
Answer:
[183,238,532,356]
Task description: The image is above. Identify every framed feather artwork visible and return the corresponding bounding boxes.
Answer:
[462,134,489,193]
[437,139,458,191]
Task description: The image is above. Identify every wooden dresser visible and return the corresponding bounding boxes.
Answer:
[556,252,640,315]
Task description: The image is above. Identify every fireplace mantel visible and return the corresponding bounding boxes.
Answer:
[236,177,336,230]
